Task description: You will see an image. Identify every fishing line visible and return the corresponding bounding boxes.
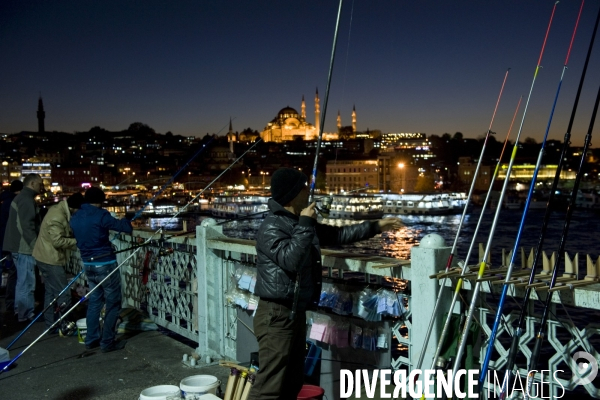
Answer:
[415,68,511,376]
[425,95,521,380]
[525,79,600,400]
[480,0,585,386]
[309,0,343,202]
[450,1,559,379]
[6,125,227,349]
[497,2,598,396]
[291,0,344,321]
[131,120,234,221]
[0,139,262,373]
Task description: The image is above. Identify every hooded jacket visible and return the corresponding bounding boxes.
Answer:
[254,198,381,311]
[33,200,77,266]
[2,187,40,255]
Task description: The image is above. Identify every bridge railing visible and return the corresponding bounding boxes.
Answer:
[65,226,600,399]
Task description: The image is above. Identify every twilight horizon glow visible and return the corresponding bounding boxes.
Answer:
[1,1,599,146]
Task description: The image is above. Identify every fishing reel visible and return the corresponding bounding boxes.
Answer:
[59,320,77,337]
[315,196,333,217]
[158,247,174,257]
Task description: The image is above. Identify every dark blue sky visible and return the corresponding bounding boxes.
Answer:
[1,0,599,146]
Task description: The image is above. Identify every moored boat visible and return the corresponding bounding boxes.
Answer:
[322,194,384,220]
[381,192,469,215]
[209,194,269,219]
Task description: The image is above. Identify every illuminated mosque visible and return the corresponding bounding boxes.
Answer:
[260,89,356,142]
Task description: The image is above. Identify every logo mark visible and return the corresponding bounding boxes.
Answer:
[572,351,598,386]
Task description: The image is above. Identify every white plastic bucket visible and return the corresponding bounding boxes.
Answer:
[179,375,220,398]
[139,385,181,400]
[76,318,87,344]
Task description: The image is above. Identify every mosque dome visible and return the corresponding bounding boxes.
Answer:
[277,106,299,119]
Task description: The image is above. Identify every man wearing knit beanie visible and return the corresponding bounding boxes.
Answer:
[249,168,402,400]
[70,187,132,352]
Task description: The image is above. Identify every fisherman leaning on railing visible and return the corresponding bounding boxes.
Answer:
[248,167,402,400]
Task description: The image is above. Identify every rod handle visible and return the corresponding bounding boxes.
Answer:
[529,334,544,372]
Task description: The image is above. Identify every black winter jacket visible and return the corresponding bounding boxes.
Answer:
[254,199,381,311]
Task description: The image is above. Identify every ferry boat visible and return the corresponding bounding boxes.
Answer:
[209,194,269,219]
[381,192,469,215]
[322,194,384,220]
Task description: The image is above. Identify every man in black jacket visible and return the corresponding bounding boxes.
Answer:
[248,168,401,400]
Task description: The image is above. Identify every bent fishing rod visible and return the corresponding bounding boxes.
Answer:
[450,1,559,379]
[290,0,344,321]
[0,139,262,374]
[525,78,600,400]
[424,96,521,388]
[414,68,510,377]
[481,0,585,385]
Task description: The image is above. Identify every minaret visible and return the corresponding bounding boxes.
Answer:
[301,95,306,120]
[352,104,357,133]
[227,117,236,159]
[314,88,320,134]
[337,111,341,130]
[37,96,45,133]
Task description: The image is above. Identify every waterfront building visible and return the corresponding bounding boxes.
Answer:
[380,132,435,163]
[497,164,576,182]
[0,160,22,188]
[325,159,378,193]
[52,164,102,191]
[21,161,52,186]
[457,157,492,191]
[376,155,420,193]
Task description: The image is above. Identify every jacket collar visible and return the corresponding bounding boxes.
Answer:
[268,198,298,220]
[59,200,72,221]
[21,187,38,197]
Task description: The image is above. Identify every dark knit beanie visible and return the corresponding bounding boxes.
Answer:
[270,168,308,206]
[10,180,23,193]
[67,192,84,209]
[85,187,106,204]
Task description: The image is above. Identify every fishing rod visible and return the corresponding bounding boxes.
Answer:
[0,139,262,374]
[425,95,522,385]
[308,0,343,203]
[414,68,511,376]
[4,129,223,349]
[481,1,589,391]
[525,77,600,400]
[449,0,559,380]
[290,0,344,321]
[4,219,193,350]
[500,6,600,396]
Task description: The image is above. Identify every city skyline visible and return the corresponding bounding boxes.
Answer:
[2,1,600,146]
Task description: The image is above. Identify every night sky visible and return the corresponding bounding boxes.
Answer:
[1,0,600,146]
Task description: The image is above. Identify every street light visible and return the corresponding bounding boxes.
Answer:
[260,171,269,189]
[398,163,406,193]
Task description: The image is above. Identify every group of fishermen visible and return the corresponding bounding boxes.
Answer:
[0,175,132,352]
